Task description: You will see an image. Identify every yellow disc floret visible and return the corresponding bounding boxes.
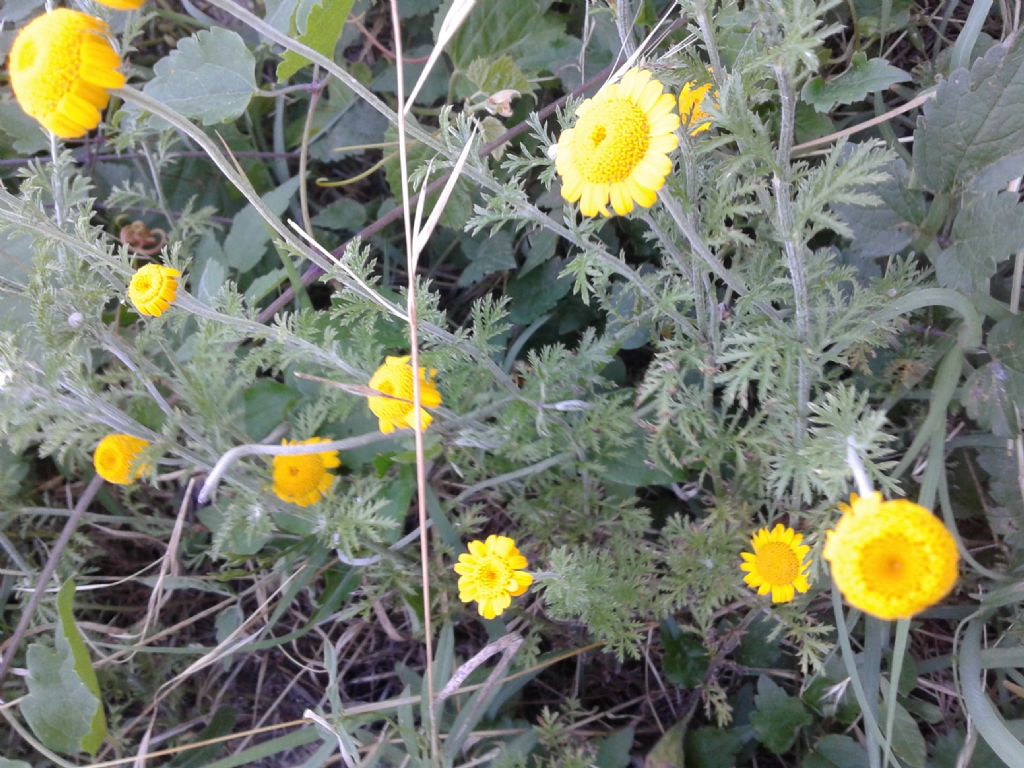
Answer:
[128,264,180,318]
[271,438,340,507]
[679,80,717,136]
[94,0,146,9]
[454,535,533,619]
[740,523,812,604]
[93,433,150,485]
[556,67,680,218]
[8,9,127,139]
[823,493,959,620]
[367,355,442,434]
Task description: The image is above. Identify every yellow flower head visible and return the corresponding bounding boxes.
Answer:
[678,80,717,136]
[823,493,959,621]
[367,355,442,434]
[128,264,180,318]
[740,523,812,604]
[93,433,150,485]
[555,67,680,218]
[454,535,533,619]
[94,0,146,9]
[271,438,340,507]
[8,9,127,139]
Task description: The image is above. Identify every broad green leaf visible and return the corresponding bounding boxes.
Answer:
[462,55,532,99]
[56,581,106,755]
[594,726,634,768]
[457,231,516,287]
[933,192,1024,293]
[645,721,686,768]
[20,583,105,756]
[750,675,812,755]
[989,315,1024,371]
[277,0,355,82]
[684,726,743,768]
[0,100,49,154]
[195,232,228,303]
[143,28,257,126]
[803,53,911,113]
[835,158,925,260]
[0,760,32,768]
[312,198,366,231]
[736,616,783,668]
[223,177,300,273]
[660,619,709,688]
[805,734,868,768]
[963,362,1023,438]
[506,259,572,325]
[887,699,927,768]
[243,380,299,440]
[914,35,1024,192]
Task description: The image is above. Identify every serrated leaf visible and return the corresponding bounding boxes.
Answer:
[750,675,812,755]
[312,198,366,231]
[660,620,709,688]
[803,53,911,112]
[914,35,1024,192]
[463,56,532,98]
[223,177,300,273]
[933,192,1024,293]
[507,259,571,325]
[20,582,105,757]
[143,28,256,125]
[277,0,355,82]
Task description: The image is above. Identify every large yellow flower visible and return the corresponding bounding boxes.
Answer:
[8,9,126,139]
[271,438,340,507]
[740,523,812,603]
[823,493,959,620]
[367,355,442,434]
[555,67,680,218]
[678,80,717,136]
[128,264,180,317]
[454,535,533,619]
[93,433,150,485]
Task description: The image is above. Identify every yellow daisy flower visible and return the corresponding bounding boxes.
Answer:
[678,80,717,136]
[454,535,533,619]
[128,264,180,318]
[823,493,959,621]
[8,9,127,139]
[740,523,812,604]
[555,67,680,218]
[367,355,442,434]
[94,0,146,9]
[93,433,150,485]
[271,438,340,507]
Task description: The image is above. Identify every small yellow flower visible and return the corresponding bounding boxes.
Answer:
[93,433,150,485]
[679,80,717,136]
[271,438,340,507]
[94,0,146,9]
[740,523,811,604]
[8,9,127,139]
[454,535,533,619]
[555,67,680,218]
[367,355,442,434]
[823,493,959,621]
[128,264,180,317]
